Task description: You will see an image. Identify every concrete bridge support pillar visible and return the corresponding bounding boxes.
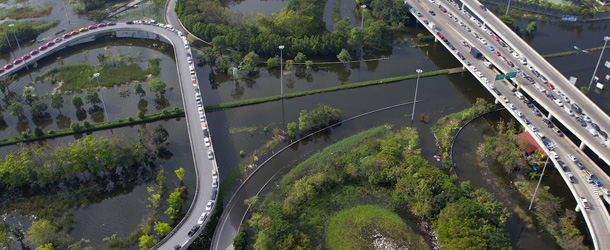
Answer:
[461,2,465,10]
[575,204,581,213]
[547,113,553,120]
[495,98,500,105]
[580,141,586,150]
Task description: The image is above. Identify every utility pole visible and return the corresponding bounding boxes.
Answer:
[529,156,550,210]
[93,73,110,122]
[279,45,285,98]
[411,69,423,122]
[588,36,610,91]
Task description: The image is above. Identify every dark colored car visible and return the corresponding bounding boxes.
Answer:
[571,103,582,114]
[188,225,200,237]
[600,131,608,140]
[126,20,134,24]
[554,128,564,137]
[591,123,600,132]
[107,21,116,26]
[429,10,436,16]
[577,162,585,169]
[543,119,553,128]
[172,245,181,250]
[577,118,587,127]
[557,160,568,171]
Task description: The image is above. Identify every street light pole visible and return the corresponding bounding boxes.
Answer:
[506,0,511,16]
[528,156,550,210]
[93,73,110,123]
[8,24,29,71]
[279,45,285,98]
[588,36,610,91]
[411,69,423,122]
[360,5,366,60]
[2,26,16,60]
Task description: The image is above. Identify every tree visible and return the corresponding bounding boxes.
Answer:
[174,168,185,182]
[50,93,64,113]
[287,122,298,138]
[37,243,55,250]
[97,53,108,66]
[138,234,157,250]
[498,15,514,29]
[8,101,24,119]
[71,95,83,110]
[153,222,171,236]
[294,52,306,63]
[152,125,169,145]
[0,75,15,97]
[239,51,260,75]
[27,219,69,248]
[0,222,14,250]
[337,49,351,65]
[84,89,101,106]
[267,55,281,69]
[526,21,537,35]
[30,100,49,116]
[148,78,167,95]
[233,226,248,250]
[134,83,146,97]
[305,60,313,70]
[212,36,228,55]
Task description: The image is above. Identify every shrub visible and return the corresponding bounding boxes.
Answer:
[240,150,246,157]
[33,127,43,137]
[137,111,145,119]
[70,122,81,132]
[83,121,91,128]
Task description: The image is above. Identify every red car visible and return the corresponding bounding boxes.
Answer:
[440,7,447,13]
[30,49,39,56]
[46,41,55,47]
[21,54,31,60]
[97,23,107,28]
[38,45,48,51]
[3,64,13,70]
[70,30,79,36]
[62,33,71,39]
[12,58,23,65]
[53,37,62,43]
[546,83,555,90]
[492,35,499,41]
[493,51,501,56]
[88,24,97,30]
[0,68,5,73]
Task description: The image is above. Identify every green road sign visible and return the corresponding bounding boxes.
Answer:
[495,74,505,80]
[506,72,517,78]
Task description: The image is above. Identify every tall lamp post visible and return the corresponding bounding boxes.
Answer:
[360,5,366,60]
[279,45,285,98]
[506,0,512,16]
[411,69,423,122]
[528,156,550,210]
[8,24,29,71]
[93,73,110,122]
[2,25,16,60]
[588,36,610,91]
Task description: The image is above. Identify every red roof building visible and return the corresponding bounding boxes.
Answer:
[516,132,547,157]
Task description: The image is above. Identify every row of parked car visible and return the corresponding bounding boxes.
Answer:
[1,22,116,74]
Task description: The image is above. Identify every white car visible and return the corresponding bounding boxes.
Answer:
[212,179,218,188]
[567,154,578,162]
[528,124,538,132]
[515,110,523,117]
[553,98,563,107]
[197,213,207,225]
[188,58,192,64]
[208,150,214,160]
[564,107,574,116]
[508,103,516,110]
[206,200,214,212]
[582,114,592,123]
[479,38,487,45]
[204,137,210,147]
[198,107,203,114]
[515,92,524,99]
[550,151,558,159]
[200,115,205,122]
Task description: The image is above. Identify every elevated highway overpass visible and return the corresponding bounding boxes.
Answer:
[407,0,610,248]
[0,23,218,250]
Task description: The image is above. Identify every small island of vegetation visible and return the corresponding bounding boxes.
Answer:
[236,124,511,249]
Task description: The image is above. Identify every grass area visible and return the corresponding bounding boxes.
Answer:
[0,108,184,147]
[0,6,52,19]
[326,205,422,250]
[206,67,464,111]
[36,62,149,92]
[430,98,495,167]
[228,126,257,134]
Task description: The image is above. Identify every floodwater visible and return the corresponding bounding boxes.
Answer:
[0,0,609,248]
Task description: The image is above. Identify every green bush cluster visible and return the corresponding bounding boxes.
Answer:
[286,103,342,137]
[245,125,510,249]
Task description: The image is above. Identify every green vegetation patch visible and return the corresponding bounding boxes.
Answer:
[0,20,58,53]
[0,6,53,20]
[326,205,423,250]
[228,126,257,134]
[431,98,495,167]
[37,63,147,91]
